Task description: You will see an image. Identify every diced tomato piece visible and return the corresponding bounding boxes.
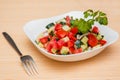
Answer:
[46,43,52,52]
[50,36,57,41]
[70,27,78,34]
[74,48,82,54]
[92,26,99,34]
[65,16,71,26]
[69,47,75,54]
[46,40,59,53]
[57,39,65,49]
[99,40,107,45]
[67,40,74,48]
[88,33,98,47]
[55,23,62,31]
[68,32,74,37]
[68,32,77,41]
[48,35,52,40]
[52,41,58,50]
[39,36,49,44]
[56,29,68,38]
[70,36,77,41]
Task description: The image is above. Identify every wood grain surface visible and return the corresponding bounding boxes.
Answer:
[0,0,120,80]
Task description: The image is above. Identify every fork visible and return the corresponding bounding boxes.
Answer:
[2,32,39,76]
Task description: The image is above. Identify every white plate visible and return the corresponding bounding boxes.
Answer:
[23,11,119,62]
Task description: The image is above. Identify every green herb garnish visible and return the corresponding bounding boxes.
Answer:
[70,9,108,34]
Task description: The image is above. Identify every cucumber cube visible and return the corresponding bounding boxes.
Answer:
[62,25,71,31]
[81,36,88,44]
[81,44,88,51]
[60,46,69,55]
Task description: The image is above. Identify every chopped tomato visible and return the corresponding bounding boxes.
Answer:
[68,32,77,41]
[56,29,68,38]
[71,36,77,41]
[99,40,107,45]
[68,32,74,37]
[88,33,98,47]
[92,26,99,34]
[69,47,75,54]
[74,48,82,54]
[67,40,74,48]
[70,27,78,34]
[65,16,71,26]
[57,39,65,49]
[39,36,49,44]
[46,40,59,53]
[52,41,58,50]
[55,23,62,31]
[46,43,52,52]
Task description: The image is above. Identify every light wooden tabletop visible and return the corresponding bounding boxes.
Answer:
[0,0,120,80]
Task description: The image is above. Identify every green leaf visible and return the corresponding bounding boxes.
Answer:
[84,13,90,18]
[84,9,93,18]
[87,19,95,26]
[77,19,91,34]
[96,17,108,25]
[92,11,99,17]
[102,17,108,25]
[99,11,106,16]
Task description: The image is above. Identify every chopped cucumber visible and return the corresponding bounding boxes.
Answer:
[51,48,57,54]
[97,34,104,40]
[35,40,39,45]
[75,40,81,48]
[46,23,55,29]
[62,25,71,31]
[62,36,69,42]
[38,42,44,47]
[81,43,88,51]
[60,46,69,55]
[60,22,66,25]
[49,31,54,36]
[47,26,54,33]
[81,36,88,44]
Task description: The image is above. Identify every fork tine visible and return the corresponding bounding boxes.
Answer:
[22,62,31,76]
[25,60,35,76]
[29,60,39,75]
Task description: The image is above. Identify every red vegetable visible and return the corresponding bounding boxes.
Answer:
[88,33,98,47]
[57,39,65,49]
[46,43,52,52]
[67,40,74,48]
[69,47,75,54]
[46,40,59,53]
[65,16,71,26]
[39,36,49,44]
[74,48,82,54]
[52,41,58,50]
[92,26,99,34]
[56,29,68,38]
[99,40,107,45]
[68,32,77,41]
[70,27,78,34]
[55,23,62,31]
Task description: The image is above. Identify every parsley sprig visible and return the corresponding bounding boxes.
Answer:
[70,9,108,34]
[84,9,108,25]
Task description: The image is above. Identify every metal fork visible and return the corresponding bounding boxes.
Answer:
[2,32,39,76]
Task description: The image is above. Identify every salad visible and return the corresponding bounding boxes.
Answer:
[35,9,108,55]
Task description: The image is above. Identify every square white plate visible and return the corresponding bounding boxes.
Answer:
[23,11,119,62]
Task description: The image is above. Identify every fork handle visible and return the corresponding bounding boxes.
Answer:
[2,32,23,56]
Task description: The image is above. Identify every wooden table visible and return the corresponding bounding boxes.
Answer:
[0,0,120,80]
